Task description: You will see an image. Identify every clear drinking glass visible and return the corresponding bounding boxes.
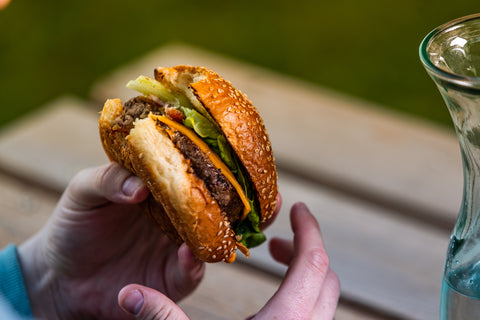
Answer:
[420,13,480,319]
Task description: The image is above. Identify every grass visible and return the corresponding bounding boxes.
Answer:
[0,0,478,129]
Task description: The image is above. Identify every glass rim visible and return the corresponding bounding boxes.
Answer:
[419,13,480,88]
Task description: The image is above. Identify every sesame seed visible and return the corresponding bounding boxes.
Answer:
[212,255,217,259]
[217,230,223,236]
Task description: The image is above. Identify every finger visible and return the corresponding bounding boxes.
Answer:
[312,269,341,320]
[63,162,149,211]
[118,284,190,320]
[257,202,331,319]
[259,193,282,230]
[269,237,293,265]
[166,243,205,301]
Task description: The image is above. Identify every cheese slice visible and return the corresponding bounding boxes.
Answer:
[153,115,251,220]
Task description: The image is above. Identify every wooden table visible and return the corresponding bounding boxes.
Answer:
[0,44,461,319]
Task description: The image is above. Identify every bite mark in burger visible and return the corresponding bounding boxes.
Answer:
[98,65,278,263]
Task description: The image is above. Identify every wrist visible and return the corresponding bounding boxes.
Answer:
[18,233,60,320]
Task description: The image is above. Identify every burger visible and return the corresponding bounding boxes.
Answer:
[98,65,278,263]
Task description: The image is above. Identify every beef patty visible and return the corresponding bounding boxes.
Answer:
[114,96,165,130]
[171,131,243,221]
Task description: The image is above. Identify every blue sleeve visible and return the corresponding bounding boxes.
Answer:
[0,244,33,318]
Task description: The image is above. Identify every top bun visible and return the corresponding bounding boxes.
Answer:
[154,65,278,223]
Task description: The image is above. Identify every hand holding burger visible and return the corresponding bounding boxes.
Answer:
[11,66,339,320]
[99,65,279,262]
[17,162,281,319]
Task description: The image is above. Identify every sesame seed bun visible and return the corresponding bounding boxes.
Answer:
[98,65,278,263]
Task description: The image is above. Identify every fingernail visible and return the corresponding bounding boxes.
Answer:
[295,202,308,212]
[122,289,144,315]
[122,175,145,196]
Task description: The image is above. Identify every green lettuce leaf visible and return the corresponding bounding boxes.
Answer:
[126,75,177,102]
[235,214,265,248]
[181,107,219,139]
[126,76,193,109]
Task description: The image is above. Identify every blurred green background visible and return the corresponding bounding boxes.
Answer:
[0,1,478,129]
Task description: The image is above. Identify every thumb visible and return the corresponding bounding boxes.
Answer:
[118,284,190,320]
[63,162,149,211]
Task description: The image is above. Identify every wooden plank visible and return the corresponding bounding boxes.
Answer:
[0,100,447,319]
[179,263,278,320]
[90,43,463,227]
[0,96,109,193]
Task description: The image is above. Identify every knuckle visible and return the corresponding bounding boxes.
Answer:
[304,247,330,274]
[96,162,116,189]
